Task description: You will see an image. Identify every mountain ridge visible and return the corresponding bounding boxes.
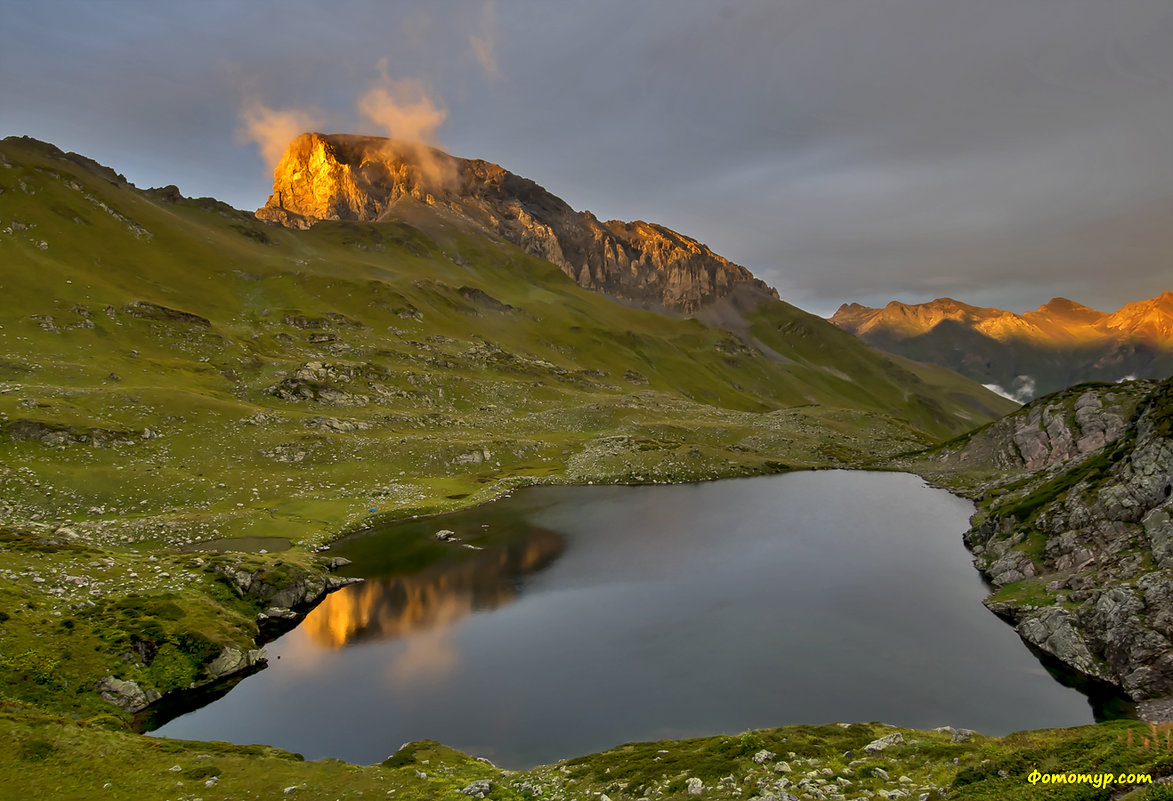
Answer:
[256,132,778,315]
[831,293,1173,400]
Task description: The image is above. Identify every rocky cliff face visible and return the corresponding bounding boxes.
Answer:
[830,295,1173,400]
[921,378,1173,700]
[256,133,777,314]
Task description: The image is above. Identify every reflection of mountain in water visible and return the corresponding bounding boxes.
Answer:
[302,527,565,649]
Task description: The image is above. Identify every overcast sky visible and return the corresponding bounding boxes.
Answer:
[3,1,1171,316]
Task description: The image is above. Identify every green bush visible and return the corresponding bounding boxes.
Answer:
[181,765,221,780]
[18,739,55,761]
[175,629,221,663]
[0,649,61,685]
[146,643,198,692]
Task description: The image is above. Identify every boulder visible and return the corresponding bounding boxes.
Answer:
[863,733,905,754]
[95,676,160,713]
[460,780,492,798]
[206,647,267,679]
[752,749,777,764]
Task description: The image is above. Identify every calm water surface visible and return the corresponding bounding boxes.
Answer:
[155,471,1100,768]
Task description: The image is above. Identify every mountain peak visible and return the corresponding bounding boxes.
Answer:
[1104,290,1173,342]
[1035,297,1102,319]
[256,132,777,314]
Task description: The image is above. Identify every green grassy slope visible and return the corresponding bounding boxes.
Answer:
[0,133,1011,552]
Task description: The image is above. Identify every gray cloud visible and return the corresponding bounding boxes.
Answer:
[2,0,1171,316]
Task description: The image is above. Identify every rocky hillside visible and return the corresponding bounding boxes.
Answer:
[256,132,778,314]
[910,378,1173,702]
[831,295,1173,401]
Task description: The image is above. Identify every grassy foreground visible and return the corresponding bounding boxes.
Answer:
[4,699,1173,800]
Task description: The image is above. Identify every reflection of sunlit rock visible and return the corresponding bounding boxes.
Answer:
[301,527,564,649]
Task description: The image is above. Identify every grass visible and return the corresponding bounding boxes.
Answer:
[4,700,1173,800]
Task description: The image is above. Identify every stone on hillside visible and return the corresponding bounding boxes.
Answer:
[931,725,977,743]
[687,777,704,795]
[863,733,905,753]
[460,779,492,798]
[305,415,371,432]
[752,749,777,764]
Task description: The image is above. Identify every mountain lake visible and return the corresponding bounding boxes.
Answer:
[152,470,1116,769]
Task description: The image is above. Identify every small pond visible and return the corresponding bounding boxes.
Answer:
[155,471,1109,769]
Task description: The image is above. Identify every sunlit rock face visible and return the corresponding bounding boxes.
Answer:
[257,132,778,314]
[300,527,565,649]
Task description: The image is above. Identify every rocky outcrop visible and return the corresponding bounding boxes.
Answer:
[944,378,1173,700]
[206,646,267,679]
[95,675,161,713]
[256,133,777,314]
[926,381,1153,474]
[213,561,361,612]
[123,301,211,328]
[5,418,147,449]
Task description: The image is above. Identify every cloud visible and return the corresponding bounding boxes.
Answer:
[237,96,325,169]
[1012,376,1037,402]
[983,374,1035,404]
[469,0,500,79]
[357,62,446,144]
[357,61,456,192]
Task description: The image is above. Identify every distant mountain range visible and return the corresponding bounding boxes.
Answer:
[831,293,1173,401]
